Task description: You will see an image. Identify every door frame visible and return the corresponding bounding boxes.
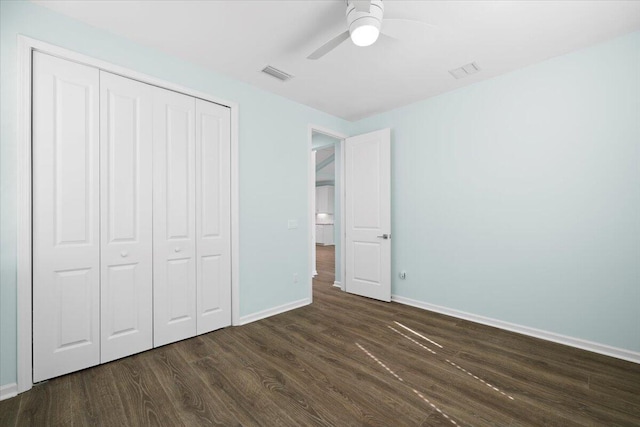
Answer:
[308,125,348,301]
[16,35,240,394]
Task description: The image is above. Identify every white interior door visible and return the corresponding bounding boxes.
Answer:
[32,52,101,382]
[99,71,154,362]
[153,86,197,347]
[345,128,391,302]
[195,99,232,334]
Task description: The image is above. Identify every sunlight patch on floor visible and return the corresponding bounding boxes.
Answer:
[391,320,515,401]
[355,342,404,382]
[388,326,437,355]
[356,342,459,426]
[412,388,459,426]
[445,358,514,400]
[393,321,443,348]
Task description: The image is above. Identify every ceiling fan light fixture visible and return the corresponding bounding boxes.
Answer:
[350,20,380,46]
[347,0,384,47]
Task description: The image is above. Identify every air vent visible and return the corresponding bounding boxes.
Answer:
[261,65,294,82]
[449,62,481,79]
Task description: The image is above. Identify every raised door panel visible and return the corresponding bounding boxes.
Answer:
[100,71,153,363]
[153,87,197,347]
[195,99,231,334]
[32,52,100,382]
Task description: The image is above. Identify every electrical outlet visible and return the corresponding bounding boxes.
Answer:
[293,273,299,284]
[288,219,298,229]
[399,271,407,279]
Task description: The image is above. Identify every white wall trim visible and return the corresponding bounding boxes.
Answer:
[0,383,18,401]
[333,281,343,289]
[310,125,349,141]
[391,295,640,364]
[238,298,310,326]
[16,35,33,395]
[338,133,346,291]
[310,148,316,283]
[16,35,241,395]
[230,100,241,328]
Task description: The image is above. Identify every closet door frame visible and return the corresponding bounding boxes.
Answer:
[16,36,240,395]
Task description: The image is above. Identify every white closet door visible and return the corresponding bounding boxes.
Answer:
[195,99,231,334]
[33,52,100,382]
[100,71,154,362]
[153,87,197,347]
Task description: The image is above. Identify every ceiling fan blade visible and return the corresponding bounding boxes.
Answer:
[378,32,398,43]
[381,18,436,40]
[352,1,372,13]
[307,30,351,60]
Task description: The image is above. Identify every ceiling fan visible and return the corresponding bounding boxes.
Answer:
[307,0,432,60]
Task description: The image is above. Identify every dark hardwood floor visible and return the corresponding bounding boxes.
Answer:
[2,244,639,426]
[315,243,336,285]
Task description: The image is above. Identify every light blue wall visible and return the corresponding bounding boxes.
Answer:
[351,32,640,353]
[0,0,350,386]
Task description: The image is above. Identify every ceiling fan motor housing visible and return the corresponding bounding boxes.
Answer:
[347,0,384,45]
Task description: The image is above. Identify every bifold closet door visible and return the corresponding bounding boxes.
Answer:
[99,71,154,363]
[33,52,100,382]
[153,87,197,347]
[195,99,232,334]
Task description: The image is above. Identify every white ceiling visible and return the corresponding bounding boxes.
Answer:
[316,146,335,165]
[315,146,335,182]
[35,0,640,121]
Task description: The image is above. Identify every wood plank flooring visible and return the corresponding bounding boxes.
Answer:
[2,244,639,426]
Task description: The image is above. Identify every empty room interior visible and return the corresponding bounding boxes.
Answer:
[1,1,639,425]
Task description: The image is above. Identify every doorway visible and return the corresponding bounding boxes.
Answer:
[309,127,392,303]
[314,143,336,285]
[308,127,346,298]
[307,126,391,302]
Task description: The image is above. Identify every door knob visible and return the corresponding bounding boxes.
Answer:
[120,251,128,257]
[174,247,182,253]
[377,234,390,239]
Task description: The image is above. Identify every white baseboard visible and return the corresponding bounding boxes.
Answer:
[0,383,18,401]
[391,295,640,364]
[238,298,310,326]
[333,281,342,289]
